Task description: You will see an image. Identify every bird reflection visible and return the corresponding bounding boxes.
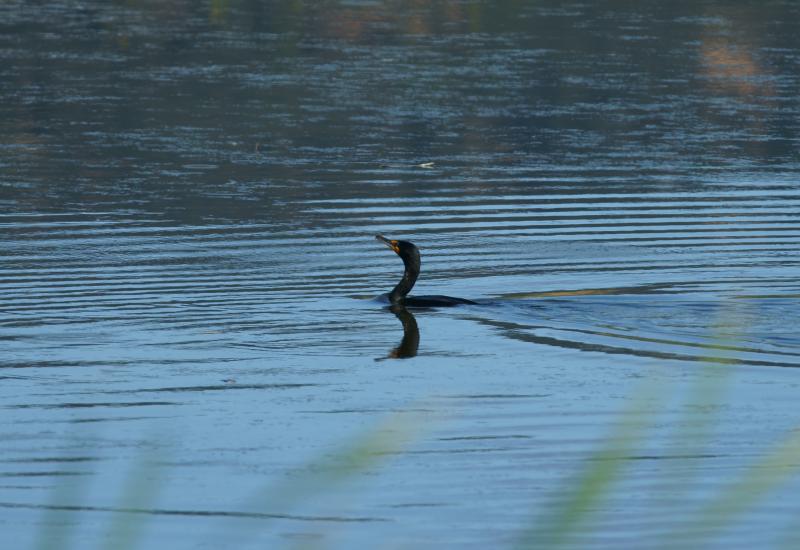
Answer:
[379,304,420,360]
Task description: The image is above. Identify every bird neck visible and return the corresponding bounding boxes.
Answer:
[389,256,419,303]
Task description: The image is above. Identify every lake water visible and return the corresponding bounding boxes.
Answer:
[2,1,800,548]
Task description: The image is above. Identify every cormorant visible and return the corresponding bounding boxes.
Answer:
[375,234,477,307]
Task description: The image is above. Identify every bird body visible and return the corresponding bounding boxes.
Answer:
[375,234,477,308]
[378,293,476,307]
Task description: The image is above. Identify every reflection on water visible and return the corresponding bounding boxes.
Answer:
[381,305,420,361]
[380,288,800,367]
[3,0,800,548]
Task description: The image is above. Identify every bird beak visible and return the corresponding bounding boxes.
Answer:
[375,234,400,254]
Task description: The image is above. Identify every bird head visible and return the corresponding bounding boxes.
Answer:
[375,234,420,266]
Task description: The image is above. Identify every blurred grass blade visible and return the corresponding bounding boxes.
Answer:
[516,385,660,549]
[685,430,800,545]
[103,437,166,550]
[208,407,434,548]
[34,427,91,550]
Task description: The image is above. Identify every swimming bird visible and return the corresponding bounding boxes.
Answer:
[375,234,477,307]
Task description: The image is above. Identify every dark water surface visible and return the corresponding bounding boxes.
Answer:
[3,1,800,548]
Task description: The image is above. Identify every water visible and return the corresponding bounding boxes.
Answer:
[2,1,800,548]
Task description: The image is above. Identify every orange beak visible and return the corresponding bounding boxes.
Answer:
[375,234,400,254]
